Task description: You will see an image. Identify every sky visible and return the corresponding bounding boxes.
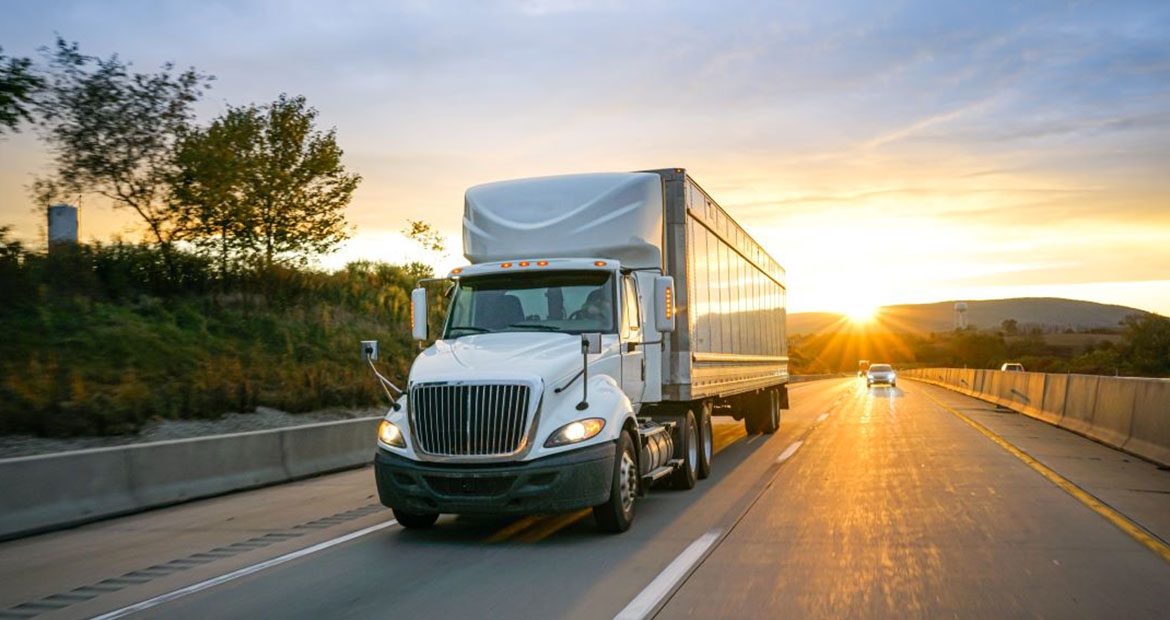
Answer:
[1,0,1168,315]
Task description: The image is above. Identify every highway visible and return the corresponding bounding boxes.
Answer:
[3,378,1169,619]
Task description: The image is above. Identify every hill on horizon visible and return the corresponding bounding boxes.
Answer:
[789,297,1149,336]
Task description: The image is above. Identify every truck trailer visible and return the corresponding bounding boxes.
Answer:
[373,169,788,532]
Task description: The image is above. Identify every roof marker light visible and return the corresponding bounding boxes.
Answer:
[594,261,607,267]
[451,268,463,275]
[536,260,549,266]
[500,262,513,268]
[518,261,530,267]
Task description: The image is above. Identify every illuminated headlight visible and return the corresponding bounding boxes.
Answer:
[378,420,406,448]
[545,418,605,448]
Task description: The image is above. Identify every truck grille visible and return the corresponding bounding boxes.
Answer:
[410,383,533,456]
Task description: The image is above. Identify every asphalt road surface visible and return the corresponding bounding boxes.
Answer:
[3,378,1169,619]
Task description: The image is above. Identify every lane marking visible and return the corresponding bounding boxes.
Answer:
[816,413,829,423]
[92,519,399,619]
[921,389,1170,565]
[613,529,722,620]
[776,441,803,464]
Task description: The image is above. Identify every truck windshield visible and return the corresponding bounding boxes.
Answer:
[443,271,617,338]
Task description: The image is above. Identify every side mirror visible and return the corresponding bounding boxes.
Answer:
[581,332,602,355]
[411,288,428,341]
[654,276,676,333]
[361,340,379,361]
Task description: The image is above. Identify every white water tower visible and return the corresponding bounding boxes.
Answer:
[955,302,969,330]
[48,204,79,248]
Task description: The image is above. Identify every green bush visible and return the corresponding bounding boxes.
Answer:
[0,239,417,437]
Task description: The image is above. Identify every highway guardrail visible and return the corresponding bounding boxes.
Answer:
[0,417,380,541]
[904,369,1170,468]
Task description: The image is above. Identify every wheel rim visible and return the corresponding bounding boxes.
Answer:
[619,449,636,516]
[702,413,713,464]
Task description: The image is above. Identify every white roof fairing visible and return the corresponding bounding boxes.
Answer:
[463,172,664,269]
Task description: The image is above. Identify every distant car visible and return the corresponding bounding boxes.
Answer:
[1001,362,1025,372]
[866,363,896,387]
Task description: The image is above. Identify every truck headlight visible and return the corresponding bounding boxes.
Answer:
[378,420,406,448]
[545,418,605,448]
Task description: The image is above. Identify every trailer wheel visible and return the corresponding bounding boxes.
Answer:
[745,391,780,435]
[671,410,699,490]
[697,403,713,480]
[594,431,638,533]
[392,508,439,529]
[761,389,781,434]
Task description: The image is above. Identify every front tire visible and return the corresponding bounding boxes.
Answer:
[671,410,699,490]
[392,508,439,529]
[594,431,638,533]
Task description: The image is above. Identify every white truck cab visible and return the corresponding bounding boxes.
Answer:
[373,170,787,533]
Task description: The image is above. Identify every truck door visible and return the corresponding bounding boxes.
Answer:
[620,274,645,409]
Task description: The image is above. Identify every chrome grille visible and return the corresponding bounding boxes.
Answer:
[410,383,532,456]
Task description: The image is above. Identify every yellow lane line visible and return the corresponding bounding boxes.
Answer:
[484,515,546,544]
[518,509,592,543]
[921,390,1170,565]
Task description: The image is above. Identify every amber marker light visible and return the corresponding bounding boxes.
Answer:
[451,267,463,275]
[500,262,513,268]
[594,261,607,267]
[536,260,549,266]
[518,261,530,267]
[665,286,674,320]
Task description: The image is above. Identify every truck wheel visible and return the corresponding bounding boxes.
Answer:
[697,403,713,480]
[671,410,699,490]
[392,508,439,529]
[744,394,762,434]
[594,431,638,533]
[761,389,781,434]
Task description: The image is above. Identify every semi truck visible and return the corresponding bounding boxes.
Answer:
[372,169,788,533]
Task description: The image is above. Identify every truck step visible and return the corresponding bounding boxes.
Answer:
[641,459,685,484]
[639,422,675,440]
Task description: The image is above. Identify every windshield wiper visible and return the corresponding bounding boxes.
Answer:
[507,323,560,331]
[447,325,492,334]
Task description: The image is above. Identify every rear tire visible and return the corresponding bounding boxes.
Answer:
[745,391,780,434]
[392,508,439,529]
[671,410,699,490]
[697,403,713,480]
[594,432,638,533]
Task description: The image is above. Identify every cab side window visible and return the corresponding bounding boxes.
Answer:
[621,275,642,342]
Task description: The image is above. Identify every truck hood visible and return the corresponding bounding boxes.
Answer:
[410,332,593,386]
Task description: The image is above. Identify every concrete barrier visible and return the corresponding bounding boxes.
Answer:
[1123,380,1170,467]
[1038,373,1069,426]
[1088,378,1138,448]
[907,368,1170,468]
[1060,374,1101,437]
[0,417,381,541]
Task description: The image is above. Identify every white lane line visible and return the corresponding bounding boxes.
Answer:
[776,440,804,464]
[816,413,829,423]
[614,529,722,620]
[92,519,398,620]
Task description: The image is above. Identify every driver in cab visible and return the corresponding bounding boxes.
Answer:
[572,287,612,327]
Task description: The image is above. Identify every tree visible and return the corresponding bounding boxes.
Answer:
[33,37,212,270]
[1120,313,1170,376]
[1001,318,1019,336]
[0,47,43,133]
[170,108,258,277]
[172,94,359,272]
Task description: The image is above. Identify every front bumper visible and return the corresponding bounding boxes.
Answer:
[374,441,615,516]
